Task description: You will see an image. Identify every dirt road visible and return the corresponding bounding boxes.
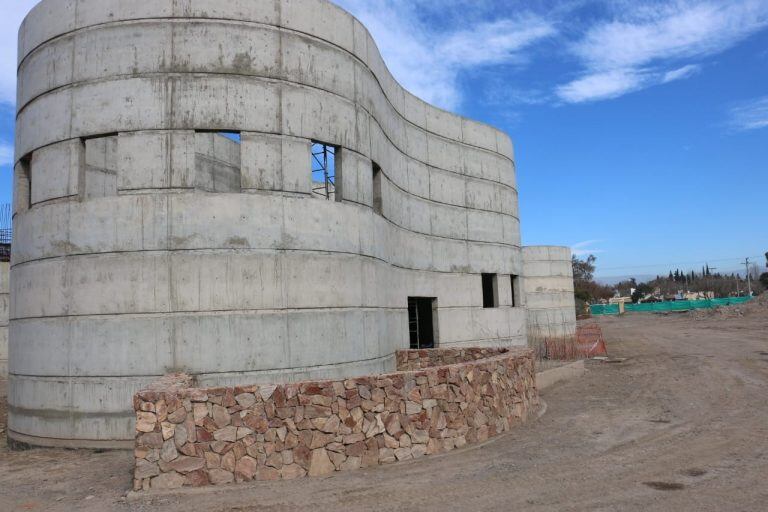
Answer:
[1,312,767,511]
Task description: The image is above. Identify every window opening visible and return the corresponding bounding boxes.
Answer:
[482,273,498,308]
[408,297,437,349]
[372,161,383,215]
[510,274,519,307]
[15,155,32,214]
[311,142,338,201]
[0,203,11,262]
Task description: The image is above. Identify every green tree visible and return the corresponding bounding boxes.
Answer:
[572,254,596,282]
[571,254,614,313]
[632,283,654,303]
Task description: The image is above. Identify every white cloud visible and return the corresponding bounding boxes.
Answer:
[333,0,555,110]
[0,142,14,166]
[439,17,555,67]
[0,0,39,105]
[728,96,768,131]
[557,63,703,103]
[557,69,647,103]
[571,240,605,256]
[662,63,702,83]
[557,0,768,103]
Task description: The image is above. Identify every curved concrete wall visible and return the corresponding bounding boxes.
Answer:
[522,246,576,341]
[0,262,8,378]
[10,0,524,447]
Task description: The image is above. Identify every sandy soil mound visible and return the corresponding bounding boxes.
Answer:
[689,294,768,320]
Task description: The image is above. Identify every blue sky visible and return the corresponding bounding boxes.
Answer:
[1,0,767,279]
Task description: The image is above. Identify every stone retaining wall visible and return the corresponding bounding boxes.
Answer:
[395,347,511,370]
[132,347,537,491]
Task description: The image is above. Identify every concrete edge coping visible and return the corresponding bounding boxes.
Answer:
[535,360,586,391]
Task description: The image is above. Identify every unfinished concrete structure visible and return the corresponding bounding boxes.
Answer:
[0,261,8,378]
[9,0,574,448]
[523,246,577,341]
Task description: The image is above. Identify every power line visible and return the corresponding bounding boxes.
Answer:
[597,255,765,272]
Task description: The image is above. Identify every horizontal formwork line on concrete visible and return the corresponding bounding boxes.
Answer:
[118,185,520,221]
[8,303,520,323]
[10,231,521,272]
[15,72,516,191]
[17,16,511,161]
[358,164,519,220]
[5,429,134,449]
[21,192,519,246]
[22,193,515,253]
[22,140,520,223]
[6,405,135,419]
[6,353,398,381]
[13,203,517,269]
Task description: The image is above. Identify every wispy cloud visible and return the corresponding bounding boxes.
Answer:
[571,240,605,256]
[662,63,702,83]
[0,142,14,166]
[556,1,768,103]
[482,83,549,106]
[557,69,647,104]
[728,96,768,131]
[333,0,555,110]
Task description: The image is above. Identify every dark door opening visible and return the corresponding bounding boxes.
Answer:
[407,297,437,349]
[482,273,498,308]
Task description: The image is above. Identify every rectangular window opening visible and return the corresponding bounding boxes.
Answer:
[311,141,340,201]
[0,202,10,262]
[510,274,520,307]
[14,154,32,215]
[408,297,438,349]
[372,161,383,215]
[194,131,242,193]
[482,273,498,308]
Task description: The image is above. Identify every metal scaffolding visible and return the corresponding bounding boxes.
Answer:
[311,143,336,200]
[0,203,11,262]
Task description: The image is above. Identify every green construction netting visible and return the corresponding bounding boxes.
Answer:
[590,296,754,316]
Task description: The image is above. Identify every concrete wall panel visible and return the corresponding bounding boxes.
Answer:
[0,263,8,378]
[30,140,82,205]
[523,246,577,341]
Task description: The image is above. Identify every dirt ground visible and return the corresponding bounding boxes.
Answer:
[2,311,767,511]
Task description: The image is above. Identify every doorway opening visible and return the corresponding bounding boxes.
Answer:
[407,297,438,349]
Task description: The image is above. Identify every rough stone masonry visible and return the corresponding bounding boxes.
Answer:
[133,348,538,490]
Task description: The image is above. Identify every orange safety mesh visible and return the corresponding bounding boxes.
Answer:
[543,322,608,360]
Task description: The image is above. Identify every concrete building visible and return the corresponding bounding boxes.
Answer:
[9,0,575,448]
[523,246,577,341]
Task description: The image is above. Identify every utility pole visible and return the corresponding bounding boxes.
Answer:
[745,258,752,296]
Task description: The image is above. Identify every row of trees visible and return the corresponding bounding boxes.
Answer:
[572,254,767,307]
